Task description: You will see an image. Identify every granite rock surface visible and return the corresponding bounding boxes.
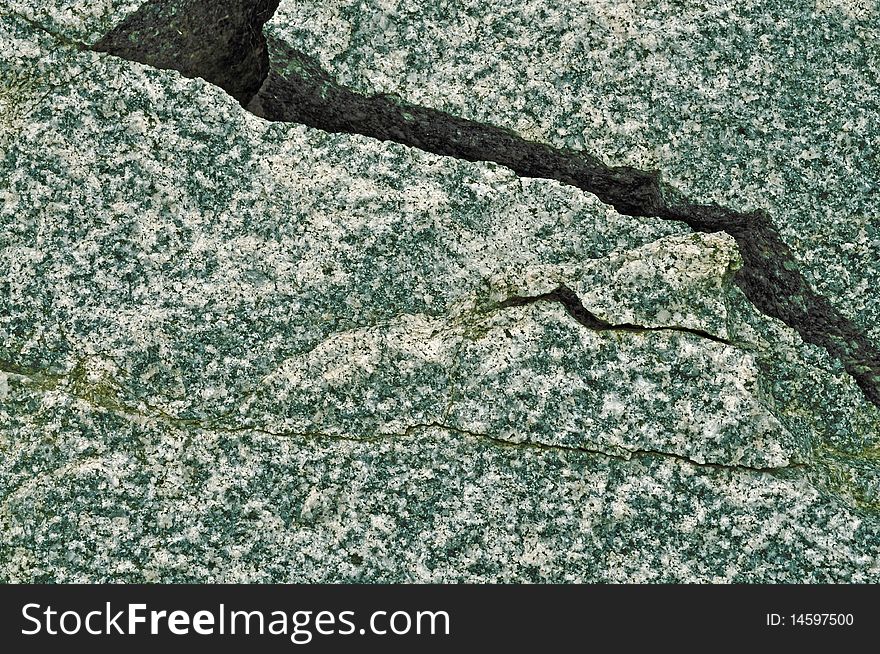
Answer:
[266,0,880,342]
[1,1,880,582]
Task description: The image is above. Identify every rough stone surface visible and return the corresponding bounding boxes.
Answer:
[266,0,880,345]
[2,4,880,582]
[4,0,148,43]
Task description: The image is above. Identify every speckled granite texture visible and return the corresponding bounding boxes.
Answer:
[3,0,148,43]
[1,2,880,582]
[267,0,880,342]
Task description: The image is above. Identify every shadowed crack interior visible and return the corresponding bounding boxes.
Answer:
[93,0,281,105]
[498,285,734,346]
[90,0,880,407]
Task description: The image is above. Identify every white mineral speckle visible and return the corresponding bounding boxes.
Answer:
[267,0,880,342]
[2,5,880,583]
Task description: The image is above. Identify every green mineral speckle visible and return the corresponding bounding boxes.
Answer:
[2,2,880,582]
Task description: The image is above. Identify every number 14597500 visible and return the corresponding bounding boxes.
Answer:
[766,613,854,627]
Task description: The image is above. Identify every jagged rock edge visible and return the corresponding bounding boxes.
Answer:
[497,285,734,346]
[73,0,878,408]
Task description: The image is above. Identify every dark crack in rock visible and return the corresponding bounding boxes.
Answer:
[92,0,880,407]
[498,285,734,346]
[4,2,880,583]
[93,0,280,105]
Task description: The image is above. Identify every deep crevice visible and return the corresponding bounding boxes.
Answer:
[89,0,880,406]
[93,0,281,105]
[498,285,734,346]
